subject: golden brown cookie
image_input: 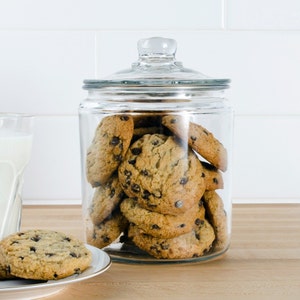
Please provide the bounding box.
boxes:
[201,161,224,191]
[87,210,128,249]
[86,115,134,187]
[120,198,205,238]
[0,247,15,280]
[89,173,125,225]
[162,115,228,171]
[0,230,92,280]
[128,219,215,259]
[202,191,228,251]
[118,134,206,215]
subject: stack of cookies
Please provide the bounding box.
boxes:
[86,114,228,259]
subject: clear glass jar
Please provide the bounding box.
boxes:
[79,37,233,263]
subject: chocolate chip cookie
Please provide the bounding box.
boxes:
[86,115,134,187]
[202,191,228,251]
[162,115,228,171]
[128,219,215,259]
[0,230,92,280]
[201,161,224,191]
[120,198,205,238]
[87,210,128,249]
[118,134,206,215]
[89,173,125,225]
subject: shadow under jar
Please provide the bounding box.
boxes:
[79,37,233,263]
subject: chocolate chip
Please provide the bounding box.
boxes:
[18,256,24,260]
[195,233,201,240]
[201,172,205,178]
[160,243,169,250]
[170,118,177,124]
[151,224,160,230]
[31,235,41,242]
[110,136,120,146]
[30,246,36,252]
[178,224,185,228]
[74,268,81,274]
[190,136,197,141]
[124,169,132,177]
[140,169,149,176]
[194,218,204,226]
[152,139,159,146]
[213,178,219,184]
[128,158,136,165]
[180,177,188,185]
[70,252,79,258]
[175,200,183,208]
[131,183,140,193]
[125,177,131,186]
[46,253,55,257]
[142,190,150,199]
[120,116,129,121]
[131,148,142,155]
[63,237,71,242]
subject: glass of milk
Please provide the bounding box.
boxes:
[0,113,34,240]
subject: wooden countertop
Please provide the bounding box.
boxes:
[21,204,300,300]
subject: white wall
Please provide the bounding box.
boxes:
[0,0,299,205]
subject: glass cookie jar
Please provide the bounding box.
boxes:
[79,37,233,263]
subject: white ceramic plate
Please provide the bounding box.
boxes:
[0,245,111,300]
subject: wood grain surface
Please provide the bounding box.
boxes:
[21,204,300,300]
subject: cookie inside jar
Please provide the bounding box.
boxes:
[83,112,230,263]
[79,37,233,263]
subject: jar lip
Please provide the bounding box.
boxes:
[83,79,230,90]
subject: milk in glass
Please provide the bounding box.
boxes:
[0,131,32,239]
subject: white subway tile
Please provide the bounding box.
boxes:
[23,116,82,202]
[0,0,223,30]
[96,31,300,115]
[232,116,300,201]
[227,0,300,30]
[0,31,95,115]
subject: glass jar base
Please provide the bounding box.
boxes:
[103,242,229,264]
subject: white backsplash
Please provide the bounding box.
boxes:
[0,0,299,204]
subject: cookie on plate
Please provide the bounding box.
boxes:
[89,173,125,225]
[118,134,206,215]
[86,115,134,187]
[0,247,15,280]
[120,198,205,239]
[128,219,215,259]
[0,230,92,280]
[162,115,228,171]
[202,191,228,251]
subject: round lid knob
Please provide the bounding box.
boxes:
[137,37,177,58]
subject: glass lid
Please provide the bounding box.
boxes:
[83,37,230,90]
